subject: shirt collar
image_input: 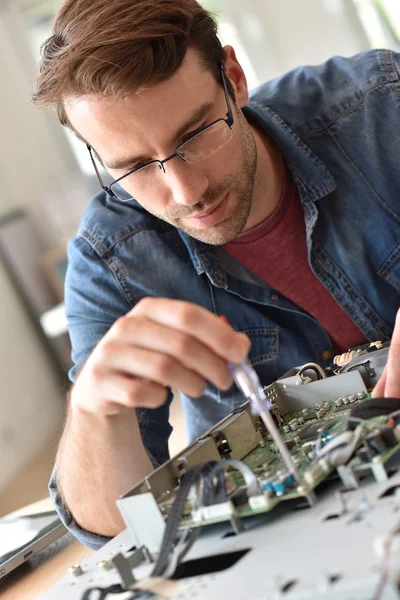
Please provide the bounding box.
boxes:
[177,230,227,284]
[244,101,336,203]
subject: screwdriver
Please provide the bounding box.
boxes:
[220,316,302,486]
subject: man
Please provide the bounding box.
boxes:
[34,0,400,550]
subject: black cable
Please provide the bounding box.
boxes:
[151,461,216,577]
[347,398,400,430]
[151,460,228,577]
[202,462,227,506]
[81,461,228,598]
[81,584,125,600]
[153,461,229,579]
[81,583,154,600]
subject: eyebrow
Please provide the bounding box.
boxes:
[104,101,214,171]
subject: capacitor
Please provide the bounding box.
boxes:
[349,395,357,403]
[343,397,350,405]
[357,391,367,399]
[262,480,274,494]
[320,430,330,443]
[335,398,344,407]
[271,478,286,497]
[283,425,290,434]
[298,416,305,425]
[316,410,323,418]
[290,420,299,431]
[285,474,295,487]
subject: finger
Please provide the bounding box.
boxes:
[98,373,169,410]
[111,316,232,390]
[104,345,206,398]
[384,308,400,399]
[133,298,251,363]
[371,364,387,398]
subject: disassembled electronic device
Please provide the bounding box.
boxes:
[39,340,400,600]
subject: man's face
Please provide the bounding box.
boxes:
[66,50,258,245]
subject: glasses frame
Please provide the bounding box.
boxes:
[86,63,234,199]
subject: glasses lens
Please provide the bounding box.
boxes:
[178,120,232,164]
[110,162,164,201]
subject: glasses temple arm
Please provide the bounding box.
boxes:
[86,144,108,189]
[219,63,234,126]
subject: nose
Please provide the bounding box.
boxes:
[164,158,209,206]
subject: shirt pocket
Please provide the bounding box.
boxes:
[244,326,279,366]
[245,326,280,390]
[377,242,400,293]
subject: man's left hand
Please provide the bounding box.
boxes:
[372,308,400,399]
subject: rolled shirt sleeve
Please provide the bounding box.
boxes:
[50,231,173,548]
[49,467,111,551]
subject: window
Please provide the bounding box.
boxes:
[200,0,259,90]
[353,0,400,48]
[20,0,95,175]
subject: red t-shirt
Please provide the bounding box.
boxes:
[223,169,368,354]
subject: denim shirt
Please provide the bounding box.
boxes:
[50,49,400,549]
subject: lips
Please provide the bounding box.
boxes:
[191,199,225,219]
[184,192,230,229]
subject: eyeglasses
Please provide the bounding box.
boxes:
[87,63,234,201]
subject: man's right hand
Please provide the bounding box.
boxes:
[71,298,251,416]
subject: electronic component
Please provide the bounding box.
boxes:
[228,358,302,485]
[340,345,389,389]
[303,411,318,421]
[347,397,400,429]
[298,419,338,441]
[333,350,361,366]
[365,426,398,454]
[303,461,326,485]
[40,345,400,600]
[229,487,249,508]
[263,369,367,413]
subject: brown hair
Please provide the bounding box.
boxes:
[33,0,229,131]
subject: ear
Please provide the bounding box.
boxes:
[222,45,249,108]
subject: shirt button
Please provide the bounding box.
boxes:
[321,350,332,361]
[271,295,279,301]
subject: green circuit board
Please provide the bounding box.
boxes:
[167,394,400,529]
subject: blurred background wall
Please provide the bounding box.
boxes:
[0,0,398,514]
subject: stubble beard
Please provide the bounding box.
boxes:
[179,115,258,245]
[148,110,258,246]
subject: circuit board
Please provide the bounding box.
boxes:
[154,393,400,530]
[40,348,400,600]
